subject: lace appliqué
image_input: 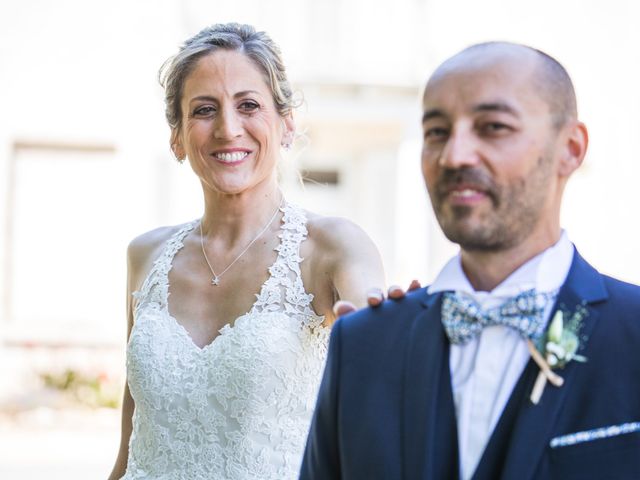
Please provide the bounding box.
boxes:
[252,203,324,330]
[123,203,329,480]
[132,220,197,314]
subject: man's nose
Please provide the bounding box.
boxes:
[439,128,481,169]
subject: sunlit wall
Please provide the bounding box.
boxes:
[1,0,639,477]
[1,0,639,346]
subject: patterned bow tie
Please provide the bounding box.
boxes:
[441,289,558,345]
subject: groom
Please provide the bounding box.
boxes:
[300,42,640,479]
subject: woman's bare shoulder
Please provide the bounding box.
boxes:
[303,209,385,310]
[127,223,193,273]
[304,210,374,252]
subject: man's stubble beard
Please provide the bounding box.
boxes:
[430,156,554,253]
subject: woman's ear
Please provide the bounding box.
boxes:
[170,130,186,162]
[281,114,295,148]
[558,121,588,177]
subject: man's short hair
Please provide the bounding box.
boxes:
[448,42,578,129]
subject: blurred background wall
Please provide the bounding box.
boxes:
[0,0,638,477]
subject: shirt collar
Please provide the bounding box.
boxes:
[428,231,574,298]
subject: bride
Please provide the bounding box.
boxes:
[108,23,385,479]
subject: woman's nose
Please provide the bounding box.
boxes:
[213,109,243,140]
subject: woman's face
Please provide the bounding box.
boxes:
[173,49,294,196]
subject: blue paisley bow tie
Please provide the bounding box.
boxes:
[441,289,558,345]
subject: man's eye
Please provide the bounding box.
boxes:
[424,127,449,140]
[481,122,510,134]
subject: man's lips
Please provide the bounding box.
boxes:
[445,186,488,202]
[435,168,498,206]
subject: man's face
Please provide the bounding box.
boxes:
[421,54,562,252]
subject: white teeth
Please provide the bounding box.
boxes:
[452,189,479,197]
[214,152,248,162]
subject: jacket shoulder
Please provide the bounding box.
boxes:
[599,274,640,338]
[602,274,640,305]
[336,287,433,338]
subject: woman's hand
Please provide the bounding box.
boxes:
[332,279,422,317]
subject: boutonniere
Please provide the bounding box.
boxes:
[527,304,589,404]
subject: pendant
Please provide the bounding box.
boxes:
[211,276,220,286]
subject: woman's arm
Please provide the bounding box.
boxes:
[108,383,134,480]
[108,232,163,479]
[307,216,386,324]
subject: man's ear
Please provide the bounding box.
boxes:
[170,129,186,162]
[558,121,588,177]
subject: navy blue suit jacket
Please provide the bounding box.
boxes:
[300,250,640,479]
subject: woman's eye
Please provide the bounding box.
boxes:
[193,106,216,116]
[239,101,259,112]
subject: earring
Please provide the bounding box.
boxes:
[281,143,291,151]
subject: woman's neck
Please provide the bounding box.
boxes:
[199,180,283,246]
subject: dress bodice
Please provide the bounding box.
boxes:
[122,203,329,480]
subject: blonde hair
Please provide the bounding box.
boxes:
[159,23,296,136]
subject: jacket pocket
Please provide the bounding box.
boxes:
[548,430,640,480]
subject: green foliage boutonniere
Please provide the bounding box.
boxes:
[527,303,589,404]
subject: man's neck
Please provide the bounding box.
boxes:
[460,232,561,292]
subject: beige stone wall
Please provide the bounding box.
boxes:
[1,0,639,346]
[1,0,639,477]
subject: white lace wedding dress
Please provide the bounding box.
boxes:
[122,203,329,480]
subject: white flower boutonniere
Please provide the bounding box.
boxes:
[544,310,588,368]
[527,304,589,404]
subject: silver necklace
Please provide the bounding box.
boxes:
[199,199,283,286]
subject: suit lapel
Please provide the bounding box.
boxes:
[499,250,608,480]
[403,291,458,480]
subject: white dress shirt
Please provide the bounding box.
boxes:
[428,231,575,480]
